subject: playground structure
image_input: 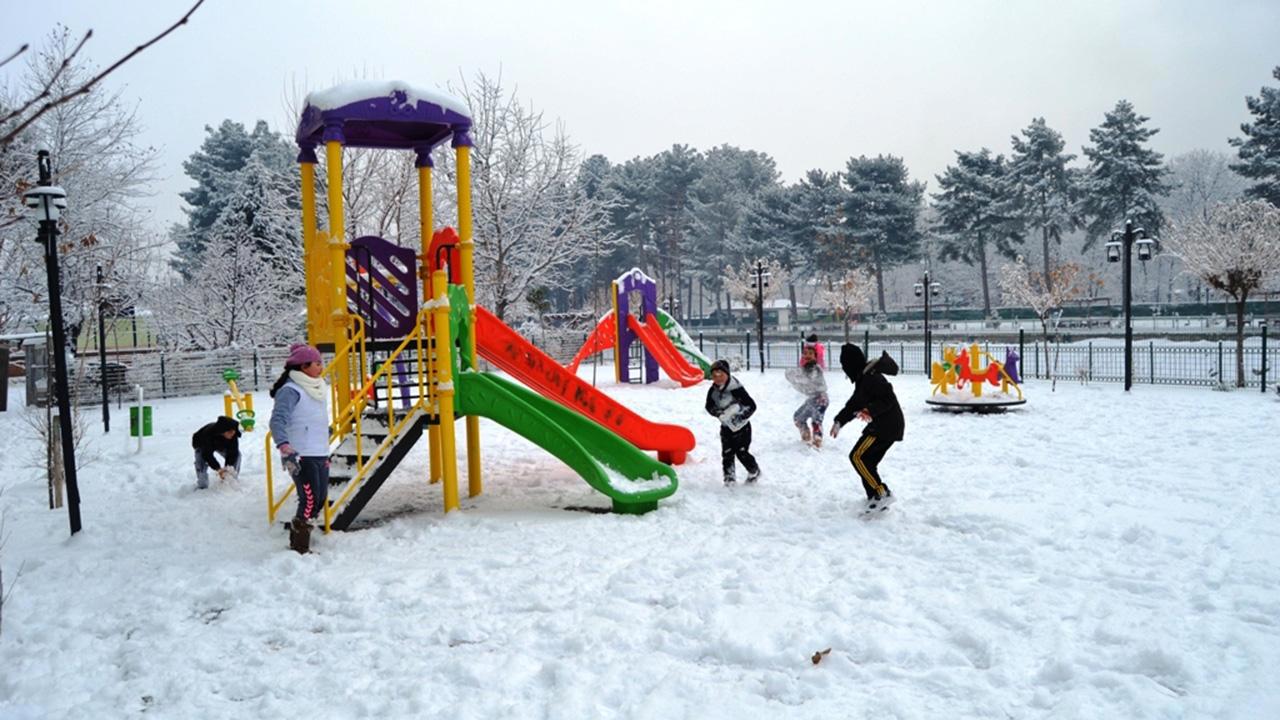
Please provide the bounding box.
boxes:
[927,343,1026,412]
[264,81,693,532]
[222,368,256,431]
[568,268,709,386]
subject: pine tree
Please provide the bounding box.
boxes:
[842,155,925,313]
[794,170,849,276]
[932,149,1021,317]
[1079,100,1169,250]
[1229,66,1280,208]
[172,120,295,278]
[1005,118,1080,287]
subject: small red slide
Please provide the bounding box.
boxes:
[626,314,705,387]
[473,307,694,464]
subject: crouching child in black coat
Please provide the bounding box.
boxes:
[192,416,242,489]
[830,344,904,512]
[705,359,761,485]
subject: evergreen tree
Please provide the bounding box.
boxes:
[1005,118,1080,287]
[794,170,849,276]
[842,155,925,312]
[1079,100,1170,250]
[687,145,778,313]
[932,149,1021,316]
[172,119,295,278]
[650,145,702,301]
[1229,66,1280,208]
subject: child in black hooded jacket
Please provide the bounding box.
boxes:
[704,359,761,485]
[831,344,904,512]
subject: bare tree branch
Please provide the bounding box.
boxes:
[0,43,30,71]
[0,0,205,148]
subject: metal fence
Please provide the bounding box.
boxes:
[38,325,1274,409]
[616,329,1276,391]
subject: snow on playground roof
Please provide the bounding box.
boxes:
[304,80,469,118]
[296,80,472,152]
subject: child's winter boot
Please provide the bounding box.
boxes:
[289,516,312,554]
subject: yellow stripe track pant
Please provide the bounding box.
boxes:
[850,433,894,500]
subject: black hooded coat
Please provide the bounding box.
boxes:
[832,344,905,441]
[192,416,242,470]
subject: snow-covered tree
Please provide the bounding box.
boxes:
[1230,66,1280,208]
[932,148,1021,317]
[842,155,925,312]
[794,170,849,276]
[998,256,1090,385]
[723,257,790,323]
[0,28,164,341]
[1163,150,1249,225]
[149,188,302,349]
[441,71,617,323]
[1079,100,1170,250]
[1165,200,1280,387]
[811,268,874,341]
[1005,118,1080,288]
[172,119,296,278]
[688,145,779,309]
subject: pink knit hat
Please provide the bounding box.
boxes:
[286,343,322,366]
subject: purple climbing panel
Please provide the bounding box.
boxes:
[346,235,418,339]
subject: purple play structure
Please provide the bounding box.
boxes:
[614,269,659,384]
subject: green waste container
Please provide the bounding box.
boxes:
[129,405,153,437]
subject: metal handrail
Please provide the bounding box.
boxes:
[265,310,436,532]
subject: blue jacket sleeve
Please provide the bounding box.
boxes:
[269,387,300,447]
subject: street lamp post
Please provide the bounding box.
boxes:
[753,260,770,373]
[24,150,81,535]
[1105,219,1157,392]
[914,270,941,374]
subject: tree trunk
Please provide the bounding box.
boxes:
[977,237,991,317]
[1041,225,1052,293]
[1040,318,1053,384]
[1235,294,1248,388]
[874,260,886,314]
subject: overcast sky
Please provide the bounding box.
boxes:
[6,0,1278,231]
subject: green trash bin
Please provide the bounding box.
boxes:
[129,405,153,437]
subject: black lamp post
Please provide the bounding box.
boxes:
[1105,219,1157,392]
[913,270,941,373]
[24,150,81,535]
[753,259,770,373]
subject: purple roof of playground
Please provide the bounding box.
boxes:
[295,81,472,159]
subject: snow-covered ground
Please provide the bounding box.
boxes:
[1,368,1277,719]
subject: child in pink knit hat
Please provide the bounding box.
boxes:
[269,342,328,553]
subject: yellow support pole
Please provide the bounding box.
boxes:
[418,156,442,484]
[325,137,353,416]
[300,157,325,344]
[431,269,460,512]
[455,142,482,498]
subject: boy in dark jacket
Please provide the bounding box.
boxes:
[830,344,904,512]
[192,416,242,489]
[705,359,761,485]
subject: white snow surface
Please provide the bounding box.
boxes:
[304,80,469,120]
[1,371,1278,718]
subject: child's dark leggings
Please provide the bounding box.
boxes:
[293,456,330,521]
[720,424,759,480]
[849,433,895,499]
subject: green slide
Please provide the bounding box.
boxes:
[454,372,678,514]
[655,308,712,377]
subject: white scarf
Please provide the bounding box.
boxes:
[288,370,328,403]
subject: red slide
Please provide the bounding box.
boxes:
[627,314,705,387]
[567,314,615,373]
[474,307,694,464]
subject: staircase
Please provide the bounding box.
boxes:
[266,314,442,531]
